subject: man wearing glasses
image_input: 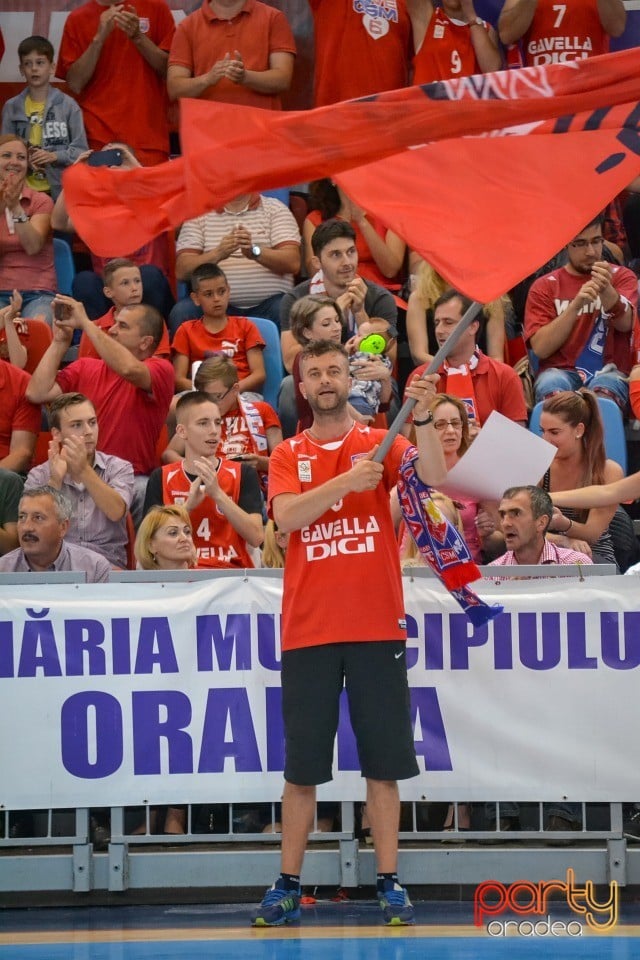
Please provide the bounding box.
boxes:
[525,216,639,407]
[403,288,528,434]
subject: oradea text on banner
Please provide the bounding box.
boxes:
[0,574,638,809]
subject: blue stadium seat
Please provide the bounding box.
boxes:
[249,316,284,410]
[261,188,290,206]
[53,237,76,296]
[529,396,627,472]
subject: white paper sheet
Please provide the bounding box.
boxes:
[438,411,556,503]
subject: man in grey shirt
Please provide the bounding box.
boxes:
[0,485,111,581]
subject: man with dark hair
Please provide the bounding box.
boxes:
[488,483,592,839]
[253,340,445,927]
[277,219,398,436]
[26,297,173,523]
[281,219,397,371]
[25,393,133,568]
[525,217,639,407]
[404,288,527,431]
[491,485,593,567]
[0,484,111,580]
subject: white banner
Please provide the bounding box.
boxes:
[0,573,638,809]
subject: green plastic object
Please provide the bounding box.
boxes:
[358,333,386,355]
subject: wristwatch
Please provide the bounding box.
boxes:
[12,211,29,223]
[251,244,262,259]
[413,411,434,427]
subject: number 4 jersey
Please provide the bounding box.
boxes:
[156,459,262,568]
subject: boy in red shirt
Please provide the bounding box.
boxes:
[172,263,265,394]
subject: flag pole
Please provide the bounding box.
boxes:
[373,299,484,463]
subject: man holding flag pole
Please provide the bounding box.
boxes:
[253,297,499,927]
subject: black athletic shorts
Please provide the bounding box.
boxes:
[281,640,419,786]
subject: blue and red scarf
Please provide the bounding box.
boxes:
[398,447,503,626]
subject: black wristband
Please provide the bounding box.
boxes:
[413,411,434,427]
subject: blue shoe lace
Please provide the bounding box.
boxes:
[378,882,415,925]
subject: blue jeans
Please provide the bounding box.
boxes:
[0,289,54,325]
[534,366,628,409]
[167,292,284,339]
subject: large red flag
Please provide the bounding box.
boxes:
[64,49,640,300]
[336,107,640,302]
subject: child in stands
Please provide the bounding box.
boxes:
[1,35,87,201]
[172,263,266,394]
[78,258,170,359]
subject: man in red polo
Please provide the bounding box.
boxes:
[167,0,295,110]
[404,288,527,433]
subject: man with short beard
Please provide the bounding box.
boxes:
[525,216,639,407]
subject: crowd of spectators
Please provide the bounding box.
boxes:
[0,0,639,855]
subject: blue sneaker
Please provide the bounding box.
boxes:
[252,883,301,926]
[377,880,415,925]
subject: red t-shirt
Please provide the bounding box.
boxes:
[0,188,55,292]
[519,0,610,67]
[172,315,265,382]
[218,398,280,457]
[56,356,174,474]
[268,423,410,651]
[524,265,640,374]
[161,459,254,568]
[78,307,171,360]
[57,0,175,156]
[406,352,528,425]
[413,7,490,84]
[0,361,41,458]
[310,0,412,106]
[169,0,296,110]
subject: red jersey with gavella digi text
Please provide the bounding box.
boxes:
[520,0,610,67]
[268,423,411,651]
